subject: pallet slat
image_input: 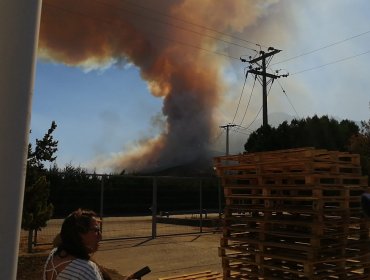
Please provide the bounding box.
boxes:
[158,271,222,280]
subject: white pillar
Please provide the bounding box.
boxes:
[0,1,42,279]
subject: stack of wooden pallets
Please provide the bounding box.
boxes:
[214,147,370,279]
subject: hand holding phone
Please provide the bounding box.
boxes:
[131,266,151,279]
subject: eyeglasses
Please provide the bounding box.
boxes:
[89,227,101,233]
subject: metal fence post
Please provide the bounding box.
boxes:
[199,179,203,233]
[100,176,105,233]
[151,177,157,239]
[218,178,222,219]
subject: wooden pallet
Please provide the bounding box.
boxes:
[158,271,222,280]
[214,147,361,167]
[214,148,370,279]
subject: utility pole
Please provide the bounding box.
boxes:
[241,47,288,127]
[220,124,236,155]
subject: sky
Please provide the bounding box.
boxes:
[30,0,370,173]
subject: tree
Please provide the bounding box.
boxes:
[244,115,359,153]
[22,121,58,252]
[349,119,370,180]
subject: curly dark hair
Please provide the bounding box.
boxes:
[56,209,98,260]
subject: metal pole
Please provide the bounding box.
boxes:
[226,126,230,156]
[151,177,157,238]
[199,179,203,233]
[262,54,268,126]
[218,178,222,219]
[0,0,42,279]
[99,176,105,233]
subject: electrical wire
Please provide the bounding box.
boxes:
[42,2,243,61]
[238,75,257,126]
[276,80,299,119]
[45,0,370,76]
[243,80,274,130]
[210,129,225,145]
[291,49,370,75]
[273,29,370,65]
[235,124,255,133]
[231,72,248,124]
[44,0,370,75]
[124,0,266,50]
[230,127,250,136]
[93,0,258,53]
[230,125,254,138]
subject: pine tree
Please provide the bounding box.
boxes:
[349,119,370,180]
[22,121,58,252]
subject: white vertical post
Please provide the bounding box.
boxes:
[0,1,42,279]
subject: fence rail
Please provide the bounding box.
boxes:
[28,174,224,247]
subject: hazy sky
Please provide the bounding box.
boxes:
[31,0,370,172]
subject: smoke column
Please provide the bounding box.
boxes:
[39,0,278,172]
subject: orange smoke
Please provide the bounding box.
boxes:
[39,0,273,172]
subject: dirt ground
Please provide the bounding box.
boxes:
[17,232,223,280]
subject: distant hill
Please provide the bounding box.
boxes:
[140,112,296,176]
[136,112,363,177]
[139,156,216,177]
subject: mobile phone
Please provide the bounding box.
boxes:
[132,266,151,279]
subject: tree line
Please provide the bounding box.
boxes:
[244,115,370,178]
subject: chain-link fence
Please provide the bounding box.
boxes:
[29,174,223,246]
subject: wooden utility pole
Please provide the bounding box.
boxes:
[220,124,236,155]
[241,48,287,126]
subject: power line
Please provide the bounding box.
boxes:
[43,2,254,60]
[231,72,248,124]
[230,127,250,136]
[276,80,299,119]
[243,80,274,130]
[238,75,257,126]
[234,124,254,132]
[43,1,370,76]
[291,49,370,75]
[124,0,266,50]
[94,0,258,53]
[273,29,370,65]
[42,2,242,61]
[210,129,225,145]
[232,124,254,135]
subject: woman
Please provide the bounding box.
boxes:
[43,209,110,280]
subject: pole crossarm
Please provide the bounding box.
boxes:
[248,49,281,63]
[220,124,236,155]
[240,47,287,127]
[220,124,236,129]
[248,69,280,79]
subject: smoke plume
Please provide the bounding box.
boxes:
[39,0,281,172]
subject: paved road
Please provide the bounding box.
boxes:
[95,233,223,280]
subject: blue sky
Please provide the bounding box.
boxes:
[31,0,370,172]
[32,63,162,168]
